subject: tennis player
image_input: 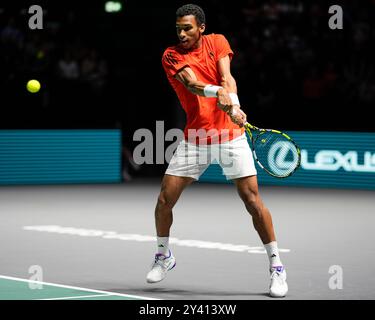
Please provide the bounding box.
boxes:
[146,4,288,298]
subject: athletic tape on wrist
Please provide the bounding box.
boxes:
[203,85,222,97]
[229,92,240,106]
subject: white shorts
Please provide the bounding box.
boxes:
[166,133,257,180]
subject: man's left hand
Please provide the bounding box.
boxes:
[228,105,247,127]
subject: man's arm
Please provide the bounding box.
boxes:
[218,55,237,94]
[174,67,232,107]
[174,65,246,126]
[217,55,247,126]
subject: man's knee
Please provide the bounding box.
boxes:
[156,175,192,213]
[156,191,175,211]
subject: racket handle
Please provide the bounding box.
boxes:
[244,122,258,130]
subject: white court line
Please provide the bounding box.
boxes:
[37,294,114,300]
[23,225,291,254]
[0,275,160,300]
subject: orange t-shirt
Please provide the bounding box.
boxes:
[162,33,244,144]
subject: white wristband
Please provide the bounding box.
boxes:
[203,85,222,97]
[229,93,240,106]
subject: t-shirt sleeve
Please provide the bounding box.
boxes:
[162,48,189,77]
[214,34,234,61]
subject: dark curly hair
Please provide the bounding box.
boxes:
[176,4,206,26]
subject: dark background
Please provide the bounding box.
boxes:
[1,0,374,176]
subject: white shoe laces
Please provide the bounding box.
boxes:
[150,254,168,270]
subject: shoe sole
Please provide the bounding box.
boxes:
[269,292,287,298]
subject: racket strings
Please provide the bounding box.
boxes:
[253,131,299,177]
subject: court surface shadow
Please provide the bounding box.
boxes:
[109,287,271,299]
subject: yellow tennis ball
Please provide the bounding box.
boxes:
[26,79,41,93]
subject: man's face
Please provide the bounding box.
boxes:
[176,15,205,50]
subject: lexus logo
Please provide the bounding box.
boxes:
[268,141,299,174]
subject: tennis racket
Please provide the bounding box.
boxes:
[244,122,301,178]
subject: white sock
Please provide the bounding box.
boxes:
[264,241,283,267]
[157,237,169,255]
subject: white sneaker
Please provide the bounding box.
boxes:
[146,250,176,284]
[269,266,288,298]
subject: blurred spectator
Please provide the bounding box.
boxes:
[57,50,79,80]
[263,0,281,21]
[81,49,108,93]
[303,66,324,100]
[322,61,338,98]
[1,17,24,48]
[115,121,142,182]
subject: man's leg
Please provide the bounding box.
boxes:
[155,174,194,237]
[146,174,194,283]
[234,175,276,245]
[233,175,288,297]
